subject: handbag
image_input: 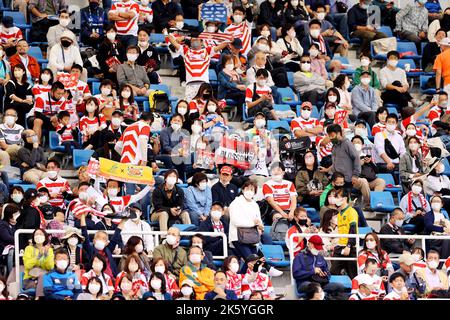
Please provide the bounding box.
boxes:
[382,132,400,160]
[237,227,260,245]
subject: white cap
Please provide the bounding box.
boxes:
[439,38,450,47]
[358,274,374,286]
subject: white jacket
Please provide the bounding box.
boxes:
[228,195,261,244]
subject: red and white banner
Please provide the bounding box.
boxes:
[57,72,79,89]
[198,32,233,43]
[215,137,256,170]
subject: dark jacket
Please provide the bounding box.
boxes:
[424,211,445,235]
[283,6,309,25]
[142,291,173,300]
[379,222,413,254]
[180,0,203,19]
[92,146,122,162]
[16,145,46,173]
[347,4,368,33]
[0,220,15,253]
[198,217,229,256]
[202,250,217,271]
[136,45,161,72]
[204,289,238,300]
[152,184,185,217]
[211,181,238,207]
[81,225,123,277]
[257,0,285,27]
[422,42,441,71]
[80,5,108,44]
[160,127,188,155]
[292,250,330,288]
[17,205,43,249]
[96,40,125,74]
[152,0,183,32]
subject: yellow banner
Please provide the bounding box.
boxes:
[98,158,154,185]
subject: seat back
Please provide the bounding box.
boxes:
[151,84,171,96]
[420,75,433,90]
[49,131,60,149]
[377,26,393,37]
[397,59,416,70]
[28,46,43,60]
[73,149,95,169]
[377,173,396,185]
[92,82,101,95]
[261,244,286,261]
[397,42,418,55]
[370,191,395,208]
[150,33,166,44]
[278,87,297,103]
[4,11,27,24]
[267,120,291,133]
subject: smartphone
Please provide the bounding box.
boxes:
[253,260,263,273]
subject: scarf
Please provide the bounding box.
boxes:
[407,191,427,213]
[31,203,46,229]
[311,35,326,54]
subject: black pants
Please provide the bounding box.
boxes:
[31,19,58,42]
[8,102,33,127]
[330,246,357,279]
[62,141,80,155]
[381,81,413,110]
[226,90,246,117]
[408,215,425,234]
[357,111,377,128]
[301,194,320,211]
[301,90,326,107]
[172,56,186,82]
[80,35,104,50]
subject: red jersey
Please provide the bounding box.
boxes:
[34,93,66,117]
[224,21,251,57]
[262,179,297,211]
[351,274,386,297]
[245,84,272,105]
[81,269,114,293]
[111,0,139,36]
[182,45,213,84]
[36,176,72,208]
[79,115,107,142]
[32,83,51,96]
[0,26,22,45]
[118,121,151,164]
[56,123,75,143]
[315,135,333,161]
[104,194,132,213]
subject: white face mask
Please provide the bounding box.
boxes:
[121,282,132,292]
[301,63,311,72]
[211,210,222,220]
[406,129,416,137]
[127,53,139,62]
[86,103,96,113]
[328,95,337,103]
[181,286,193,296]
[94,240,106,251]
[92,261,103,272]
[305,156,315,165]
[431,202,442,212]
[138,40,148,48]
[89,283,101,294]
[128,263,139,272]
[191,124,202,134]
[135,244,144,253]
[121,90,131,99]
[107,32,116,41]
[428,260,439,270]
[4,116,16,126]
[310,29,321,38]
[198,181,207,191]
[47,170,58,179]
[354,127,367,137]
[354,143,363,152]
[12,194,23,203]
[361,59,370,67]
[261,30,271,38]
[409,143,420,151]
[335,198,344,207]
[395,219,403,227]
[412,254,421,262]
[154,265,165,274]
[366,240,376,249]
[360,77,371,86]
[225,64,234,71]
[386,123,397,132]
[310,247,319,255]
[178,107,187,115]
[166,176,177,186]
[257,79,267,87]
[176,21,184,29]
[257,44,270,52]
[233,15,243,23]
[272,174,283,182]
[107,188,119,197]
[317,12,326,20]
[206,26,216,33]
[243,190,255,200]
[111,117,122,127]
[68,237,78,246]
[412,185,422,195]
[255,119,266,129]
[171,123,181,131]
[190,253,202,264]
[141,0,149,5]
[34,235,45,244]
[207,104,217,113]
[59,18,70,27]
[328,196,336,205]
[301,109,311,119]
[151,279,162,290]
[101,87,111,96]
[319,290,325,300]
[41,73,51,83]
[388,59,398,67]
[56,260,69,270]
[166,234,178,246]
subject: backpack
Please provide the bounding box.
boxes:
[149,90,170,114]
[270,218,290,241]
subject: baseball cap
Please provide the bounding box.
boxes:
[301,101,313,109]
[220,166,233,175]
[360,70,371,76]
[358,273,374,286]
[399,253,415,266]
[231,38,243,49]
[308,235,324,250]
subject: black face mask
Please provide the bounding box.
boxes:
[203,93,211,100]
[61,40,72,48]
[298,219,308,226]
[89,2,99,10]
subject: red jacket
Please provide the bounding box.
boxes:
[9,53,40,81]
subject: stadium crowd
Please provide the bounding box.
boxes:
[1,0,450,301]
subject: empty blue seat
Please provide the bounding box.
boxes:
[260,244,290,268]
[370,191,397,212]
[4,11,31,29]
[172,224,197,231]
[14,184,36,192]
[377,173,402,200]
[358,226,373,235]
[28,46,48,64]
[49,131,65,152]
[184,19,199,28]
[278,87,301,107]
[330,275,352,289]
[377,26,393,37]
[267,120,291,133]
[92,82,101,95]
[306,208,320,223]
[397,42,421,60]
[73,149,94,169]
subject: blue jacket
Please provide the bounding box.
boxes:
[292,250,330,287]
[160,127,189,155]
[204,289,238,300]
[142,291,173,300]
[424,211,445,234]
[198,217,229,256]
[80,6,108,42]
[217,71,239,100]
[81,226,123,277]
[184,186,212,218]
[43,269,82,300]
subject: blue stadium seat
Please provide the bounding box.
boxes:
[370,191,397,212]
[306,208,320,223]
[28,46,48,64]
[420,75,436,95]
[330,275,352,289]
[92,82,101,95]
[4,11,31,29]
[377,173,402,200]
[397,42,422,60]
[20,272,36,296]
[73,149,94,169]
[267,120,291,133]
[358,226,373,235]
[213,260,224,267]
[329,56,355,75]
[386,106,399,116]
[209,69,218,87]
[143,100,150,112]
[184,19,199,28]
[287,72,294,88]
[377,26,393,37]
[151,84,178,102]
[14,184,36,192]
[9,179,23,185]
[49,131,65,152]
[278,87,301,107]
[260,244,290,268]
[172,224,197,231]
[150,33,169,54]
[273,104,293,123]
[242,104,254,124]
[443,157,450,176]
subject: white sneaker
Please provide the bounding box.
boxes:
[268,267,283,277]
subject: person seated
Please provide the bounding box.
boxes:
[295,151,329,210]
[373,113,406,174]
[371,107,389,136]
[55,111,80,155]
[294,54,329,105]
[205,270,238,300]
[94,80,119,120]
[380,51,417,110]
[357,232,394,275]
[190,234,217,271]
[115,253,149,298]
[423,29,446,72]
[211,166,239,212]
[351,71,379,127]
[80,0,108,49]
[0,16,23,57]
[348,273,378,300]
[347,0,387,56]
[96,24,126,83]
[425,160,450,213]
[394,0,428,50]
[136,28,161,85]
[309,44,328,80]
[198,202,229,256]
[0,108,24,167]
[39,188,58,224]
[121,203,154,255]
[153,227,187,277]
[199,99,229,137]
[301,19,333,60]
[383,272,410,300]
[354,55,381,92]
[9,40,40,83]
[179,245,215,300]
[43,248,82,300]
[424,196,450,258]
[15,130,47,184]
[47,10,77,51]
[286,207,319,256]
[276,23,303,72]
[4,64,33,128]
[116,46,151,97]
[291,101,323,144]
[351,258,387,299]
[350,120,374,147]
[399,180,429,234]
[240,254,277,300]
[143,272,172,300]
[185,172,212,226]
[36,159,72,208]
[399,136,428,193]
[48,32,84,79]
[415,250,449,295]
[245,68,278,120]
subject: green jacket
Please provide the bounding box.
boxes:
[353,67,381,90]
[153,243,187,277]
[319,183,334,207]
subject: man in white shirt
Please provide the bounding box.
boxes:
[48,31,85,81]
[47,10,77,51]
[121,203,155,254]
[374,113,406,174]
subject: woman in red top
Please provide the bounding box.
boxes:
[357,232,394,276]
[223,255,246,299]
[188,83,213,118]
[32,68,53,96]
[150,257,179,296]
[371,107,388,136]
[79,97,107,148]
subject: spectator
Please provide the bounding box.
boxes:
[121,204,154,255]
[399,180,429,234]
[150,257,179,296]
[153,227,187,277]
[28,0,67,42]
[8,186,25,208]
[423,29,446,72]
[286,207,318,256]
[373,113,406,174]
[205,270,238,300]
[412,247,427,269]
[0,16,23,57]
[60,227,87,274]
[80,0,108,49]
[372,0,399,31]
[151,170,191,231]
[301,19,333,59]
[309,44,328,80]
[116,46,150,97]
[9,40,40,83]
[282,0,309,32]
[211,166,238,210]
[115,253,149,298]
[136,28,161,85]
[48,31,83,78]
[224,6,253,57]
[0,204,19,274]
[304,282,326,300]
[295,150,329,210]
[177,279,195,300]
[415,250,449,294]
[36,159,72,208]
[32,68,54,97]
[185,172,212,226]
[348,273,378,300]
[257,0,284,30]
[372,107,389,136]
[198,202,229,256]
[81,253,114,299]
[16,130,47,184]
[351,71,378,127]
[4,64,33,128]
[428,8,450,42]
[222,255,245,299]
[353,55,381,90]
[0,108,23,167]
[425,159,450,213]
[138,0,153,29]
[143,272,172,300]
[108,0,139,48]
[400,136,428,193]
[119,236,151,278]
[395,0,428,50]
[424,196,450,258]
[347,0,387,56]
[396,252,427,299]
[357,232,394,275]
[241,254,276,300]
[96,24,125,84]
[179,245,215,300]
[152,0,183,33]
[55,110,79,155]
[217,54,246,112]
[276,24,303,72]
[351,258,387,299]
[380,51,416,110]
[294,54,328,105]
[46,10,76,51]
[383,272,410,300]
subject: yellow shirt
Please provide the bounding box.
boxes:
[179,263,215,300]
[337,206,359,246]
[23,245,54,280]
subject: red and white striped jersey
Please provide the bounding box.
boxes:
[56,123,75,143]
[0,26,23,45]
[291,116,321,142]
[139,4,153,22]
[320,109,349,129]
[224,21,251,57]
[245,84,272,105]
[262,179,297,211]
[198,32,233,60]
[111,0,140,36]
[81,269,114,293]
[383,290,402,300]
[115,271,149,294]
[351,274,386,297]
[70,80,91,98]
[104,194,132,213]
[34,93,66,117]
[79,115,107,141]
[119,121,151,164]
[188,99,206,114]
[241,270,275,300]
[60,98,79,126]
[36,176,72,208]
[371,122,385,136]
[348,292,378,300]
[428,105,450,135]
[32,83,52,96]
[68,199,106,220]
[182,45,213,84]
[315,135,333,161]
